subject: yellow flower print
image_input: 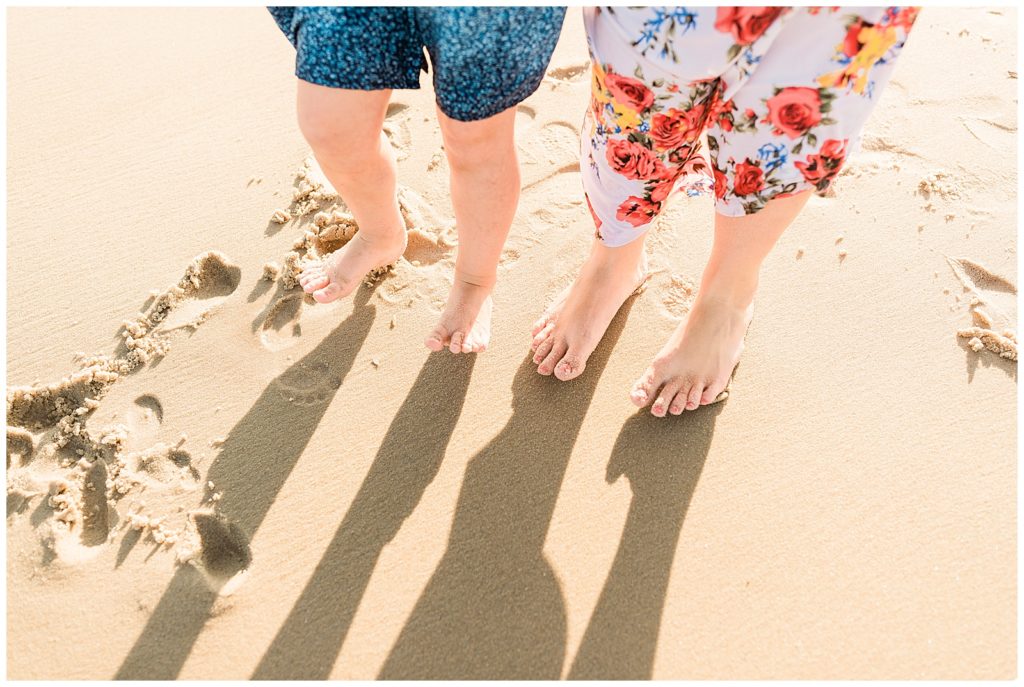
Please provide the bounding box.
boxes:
[817,24,898,95]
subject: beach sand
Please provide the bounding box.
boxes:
[6,7,1017,679]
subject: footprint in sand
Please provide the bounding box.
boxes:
[121,394,163,451]
[7,428,34,469]
[396,186,457,270]
[258,293,304,352]
[124,441,201,489]
[153,251,242,332]
[79,459,111,547]
[947,256,1017,365]
[657,274,696,321]
[272,360,342,406]
[383,102,412,162]
[520,121,582,189]
[191,511,252,585]
[545,62,591,83]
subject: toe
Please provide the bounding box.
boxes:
[449,331,465,354]
[651,381,681,418]
[668,390,688,415]
[700,380,726,405]
[553,349,587,382]
[424,325,449,352]
[630,369,656,407]
[531,322,555,351]
[685,382,704,410]
[532,336,554,366]
[312,282,342,303]
[531,313,552,338]
[301,272,329,293]
[538,339,568,376]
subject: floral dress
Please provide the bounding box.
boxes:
[581,6,919,246]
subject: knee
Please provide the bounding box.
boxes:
[297,105,380,172]
[439,117,513,171]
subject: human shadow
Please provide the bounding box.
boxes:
[251,351,477,679]
[114,287,376,680]
[377,297,636,680]
[567,401,722,679]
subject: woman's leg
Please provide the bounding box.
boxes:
[424,106,519,354]
[631,191,810,415]
[295,82,408,303]
[632,7,919,414]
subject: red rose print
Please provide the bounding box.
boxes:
[843,19,866,57]
[713,166,728,199]
[796,151,843,186]
[818,138,848,161]
[765,87,823,139]
[650,106,705,150]
[732,160,764,196]
[714,7,784,45]
[616,196,661,227]
[707,94,736,132]
[744,108,756,119]
[606,138,666,181]
[604,71,655,112]
[795,155,829,185]
[648,173,678,203]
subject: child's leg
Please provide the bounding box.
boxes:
[632,191,809,415]
[295,82,408,303]
[424,106,519,354]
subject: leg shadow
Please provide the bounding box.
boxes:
[377,297,637,680]
[251,351,477,679]
[567,401,722,679]
[114,288,376,680]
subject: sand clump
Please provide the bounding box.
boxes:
[917,172,962,201]
[6,251,240,568]
[946,256,1017,362]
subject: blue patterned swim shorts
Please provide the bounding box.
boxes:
[268,6,567,122]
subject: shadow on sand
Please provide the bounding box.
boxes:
[377,297,638,680]
[114,288,376,680]
[250,351,477,679]
[567,400,722,679]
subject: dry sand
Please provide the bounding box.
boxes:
[6,6,1017,680]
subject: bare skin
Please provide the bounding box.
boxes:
[294,84,408,303]
[533,191,812,417]
[531,237,648,380]
[293,82,518,352]
[424,106,520,354]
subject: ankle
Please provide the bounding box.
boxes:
[454,267,497,289]
[697,269,758,310]
[588,238,646,274]
[355,222,406,248]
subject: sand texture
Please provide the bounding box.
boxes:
[6,7,1017,680]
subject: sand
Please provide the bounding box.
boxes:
[6,6,1017,680]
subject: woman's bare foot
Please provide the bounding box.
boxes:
[531,239,648,381]
[298,227,407,303]
[630,281,754,417]
[425,276,494,354]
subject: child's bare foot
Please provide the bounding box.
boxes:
[531,239,647,381]
[299,228,407,303]
[425,276,494,353]
[630,283,754,417]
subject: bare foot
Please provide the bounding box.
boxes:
[630,286,754,417]
[424,277,494,353]
[531,239,648,381]
[298,228,407,303]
